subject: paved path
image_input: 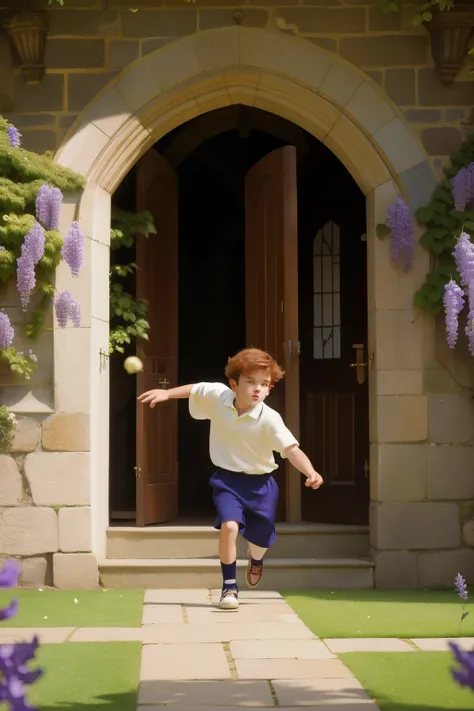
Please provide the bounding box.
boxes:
[1,589,469,710]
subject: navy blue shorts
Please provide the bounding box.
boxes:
[209,468,279,548]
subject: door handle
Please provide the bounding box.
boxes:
[349,343,368,385]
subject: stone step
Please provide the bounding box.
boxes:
[106,523,369,560]
[99,556,374,589]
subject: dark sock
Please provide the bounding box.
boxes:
[251,557,264,566]
[221,561,237,592]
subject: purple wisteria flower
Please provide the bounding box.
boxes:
[16,255,35,311]
[54,290,81,329]
[0,560,20,589]
[61,221,84,278]
[455,573,469,602]
[444,280,464,348]
[386,197,415,271]
[0,312,14,350]
[451,163,474,212]
[35,184,63,231]
[7,125,21,149]
[450,641,474,693]
[22,222,45,266]
[453,232,474,355]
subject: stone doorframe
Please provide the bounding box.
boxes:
[53,26,437,561]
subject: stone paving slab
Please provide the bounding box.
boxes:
[140,707,377,710]
[324,638,414,653]
[0,628,75,644]
[230,640,335,660]
[209,589,283,600]
[186,605,298,625]
[411,637,474,651]
[140,643,231,680]
[235,659,354,680]
[69,627,144,642]
[138,679,274,705]
[272,678,374,706]
[144,589,210,604]
[141,622,316,644]
[142,604,184,624]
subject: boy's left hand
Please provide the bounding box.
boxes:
[305,471,324,489]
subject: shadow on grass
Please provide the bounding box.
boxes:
[34,692,136,711]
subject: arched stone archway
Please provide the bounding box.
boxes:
[52,27,437,568]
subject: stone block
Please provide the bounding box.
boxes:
[41,412,90,452]
[199,9,269,29]
[58,506,91,552]
[429,394,474,444]
[340,35,427,67]
[45,39,105,69]
[418,549,474,587]
[0,456,23,505]
[386,68,415,105]
[422,127,462,156]
[20,557,47,588]
[53,553,99,589]
[427,445,474,500]
[463,519,474,547]
[2,507,58,555]
[121,9,197,37]
[4,114,56,128]
[276,7,365,33]
[307,38,337,53]
[376,370,423,396]
[10,74,64,113]
[419,69,473,106]
[370,501,461,550]
[24,452,90,506]
[67,72,119,112]
[141,38,173,55]
[10,417,40,453]
[373,551,418,589]
[376,395,427,443]
[373,118,426,174]
[21,131,58,154]
[109,40,140,69]
[368,7,401,30]
[399,161,439,212]
[374,310,424,370]
[49,10,119,36]
[370,444,426,502]
[404,109,441,123]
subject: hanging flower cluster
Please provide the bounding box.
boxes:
[386,197,415,272]
[451,163,474,212]
[54,290,81,329]
[7,126,21,149]
[445,231,474,354]
[0,312,14,351]
[0,559,43,711]
[35,184,63,231]
[61,221,84,278]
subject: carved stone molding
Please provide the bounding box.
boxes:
[425,3,474,83]
[4,11,48,84]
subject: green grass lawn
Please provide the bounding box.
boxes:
[28,642,141,710]
[284,590,474,638]
[342,652,474,711]
[0,589,144,627]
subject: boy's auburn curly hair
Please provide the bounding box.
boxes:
[225,348,285,385]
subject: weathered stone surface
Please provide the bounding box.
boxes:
[67,72,119,112]
[10,418,40,453]
[42,412,90,452]
[399,160,438,212]
[463,519,474,547]
[109,40,140,69]
[59,114,78,129]
[11,75,64,113]
[24,452,90,506]
[340,35,427,66]
[429,394,474,444]
[141,38,173,55]
[366,70,382,85]
[370,502,461,550]
[370,444,426,502]
[422,127,463,156]
[368,7,401,30]
[20,131,58,154]
[445,108,468,122]
[385,68,415,105]
[199,9,269,29]
[419,69,474,106]
[20,557,47,588]
[307,37,337,53]
[418,549,474,587]
[0,456,22,505]
[376,395,427,442]
[276,7,365,33]
[58,506,91,552]
[404,109,441,123]
[45,39,106,69]
[2,507,58,555]
[121,10,197,37]
[374,551,418,589]
[3,113,56,128]
[48,10,119,36]
[53,553,99,590]
[427,445,474,500]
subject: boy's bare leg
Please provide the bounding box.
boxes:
[246,542,267,588]
[218,520,239,610]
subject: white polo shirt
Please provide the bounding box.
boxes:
[189,382,298,475]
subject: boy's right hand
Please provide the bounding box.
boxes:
[137,389,169,408]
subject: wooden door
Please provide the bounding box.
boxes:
[245,146,300,522]
[136,150,179,526]
[299,189,369,525]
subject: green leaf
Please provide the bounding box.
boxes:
[415,206,435,223]
[376,223,391,239]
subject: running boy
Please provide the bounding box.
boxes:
[138,348,323,610]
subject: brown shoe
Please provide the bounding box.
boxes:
[245,553,264,588]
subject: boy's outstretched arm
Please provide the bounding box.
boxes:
[283,445,324,490]
[137,383,195,408]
